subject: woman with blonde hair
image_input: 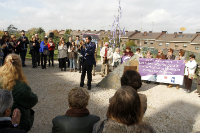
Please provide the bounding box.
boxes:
[156,49,165,59]
[0,54,38,132]
[78,40,84,73]
[145,51,152,58]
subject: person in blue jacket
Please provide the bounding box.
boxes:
[39,37,48,69]
[80,36,96,90]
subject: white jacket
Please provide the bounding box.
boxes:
[100,47,113,64]
[184,60,197,75]
[112,52,121,66]
[135,52,143,58]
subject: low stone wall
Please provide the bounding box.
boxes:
[96,55,139,89]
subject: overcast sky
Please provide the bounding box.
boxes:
[0,0,199,33]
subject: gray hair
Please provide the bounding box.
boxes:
[0,89,13,116]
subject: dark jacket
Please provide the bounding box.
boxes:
[0,120,26,133]
[29,40,40,55]
[0,41,13,62]
[52,114,100,133]
[13,41,21,54]
[18,36,29,50]
[0,121,26,133]
[81,42,96,65]
[165,54,175,60]
[11,81,38,132]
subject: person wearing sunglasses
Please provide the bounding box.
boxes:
[156,49,165,59]
[165,48,175,60]
[184,55,197,93]
[166,48,175,88]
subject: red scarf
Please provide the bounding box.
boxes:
[65,108,90,117]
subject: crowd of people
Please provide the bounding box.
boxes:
[0,31,199,132]
[0,53,156,133]
[100,44,198,93]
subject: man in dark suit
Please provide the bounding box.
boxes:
[80,36,96,90]
[18,30,29,67]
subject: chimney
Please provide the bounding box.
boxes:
[149,31,152,33]
[162,31,167,34]
[94,30,96,31]
[78,30,80,33]
[108,30,110,31]
[144,31,147,36]
[196,32,200,34]
[179,32,182,34]
[174,32,178,38]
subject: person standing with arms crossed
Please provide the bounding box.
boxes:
[80,36,96,90]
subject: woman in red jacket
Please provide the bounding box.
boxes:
[47,38,55,66]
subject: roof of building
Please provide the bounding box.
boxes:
[191,34,200,44]
[130,32,162,40]
[121,31,136,38]
[156,33,197,42]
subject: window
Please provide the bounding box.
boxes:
[195,47,199,50]
[150,41,153,44]
[144,41,147,44]
[178,35,184,38]
[166,43,169,47]
[187,35,193,38]
[159,43,162,46]
[137,40,140,44]
[183,44,187,48]
[175,44,179,47]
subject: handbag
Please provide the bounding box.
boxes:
[188,68,195,80]
[103,57,108,64]
[43,49,50,55]
[188,74,195,80]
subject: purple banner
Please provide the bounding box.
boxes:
[121,55,131,64]
[139,58,185,76]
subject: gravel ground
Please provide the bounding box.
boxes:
[22,60,200,133]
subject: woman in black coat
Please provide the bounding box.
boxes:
[0,35,13,63]
[29,36,40,68]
